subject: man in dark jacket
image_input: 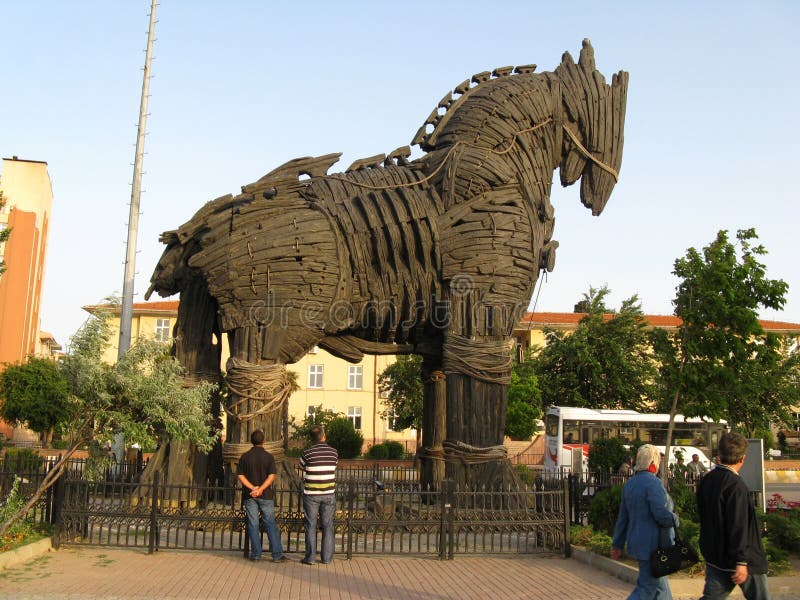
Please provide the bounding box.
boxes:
[697,432,769,599]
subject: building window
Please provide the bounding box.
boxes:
[347,365,363,390]
[386,409,397,432]
[347,406,362,430]
[154,318,171,342]
[308,364,324,389]
[307,405,319,418]
[309,345,318,354]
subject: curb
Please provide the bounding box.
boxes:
[0,537,53,570]
[570,546,638,584]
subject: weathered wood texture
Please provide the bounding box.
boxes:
[147,40,628,490]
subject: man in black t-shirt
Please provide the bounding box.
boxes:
[237,430,288,562]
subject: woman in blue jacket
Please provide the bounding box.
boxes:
[611,444,679,599]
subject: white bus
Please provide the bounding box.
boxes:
[543,406,726,472]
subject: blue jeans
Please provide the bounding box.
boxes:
[303,493,335,563]
[701,564,771,600]
[244,497,283,560]
[628,559,673,600]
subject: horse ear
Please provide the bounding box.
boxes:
[578,39,596,73]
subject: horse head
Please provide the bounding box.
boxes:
[555,39,629,216]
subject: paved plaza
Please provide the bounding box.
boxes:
[1,547,799,600]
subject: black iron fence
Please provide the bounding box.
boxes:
[50,473,569,559]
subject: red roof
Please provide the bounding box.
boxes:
[82,301,800,333]
[519,312,800,332]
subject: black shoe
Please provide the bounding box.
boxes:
[300,559,315,565]
[272,555,290,563]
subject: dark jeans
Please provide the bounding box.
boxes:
[244,497,283,560]
[303,493,335,564]
[701,564,771,600]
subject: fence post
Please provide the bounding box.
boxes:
[563,477,571,558]
[447,479,455,560]
[346,480,355,560]
[148,471,159,554]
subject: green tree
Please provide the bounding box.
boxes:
[505,348,542,440]
[650,229,792,476]
[0,357,69,446]
[0,309,218,537]
[290,405,340,447]
[533,286,656,410]
[377,354,423,438]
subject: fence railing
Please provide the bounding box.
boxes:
[46,470,569,558]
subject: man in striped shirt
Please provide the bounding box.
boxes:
[299,425,338,565]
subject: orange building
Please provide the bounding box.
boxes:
[0,156,54,439]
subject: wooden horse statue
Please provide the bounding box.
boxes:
[146,39,628,490]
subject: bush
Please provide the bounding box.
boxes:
[366,444,389,459]
[570,524,594,546]
[765,510,800,553]
[588,484,622,536]
[2,448,43,472]
[588,437,628,473]
[51,439,69,450]
[384,441,405,459]
[325,417,364,459]
[764,539,791,575]
[586,531,613,556]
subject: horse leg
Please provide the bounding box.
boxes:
[419,353,446,493]
[223,324,290,480]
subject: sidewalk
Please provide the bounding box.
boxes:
[1,546,798,600]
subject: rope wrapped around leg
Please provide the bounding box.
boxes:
[223,357,291,423]
[443,439,508,465]
[442,334,513,384]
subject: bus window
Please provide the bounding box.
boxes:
[563,420,579,443]
[545,414,559,437]
[618,423,635,442]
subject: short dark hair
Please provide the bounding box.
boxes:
[310,425,325,443]
[250,430,265,446]
[718,432,748,465]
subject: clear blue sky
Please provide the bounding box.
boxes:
[3,1,798,347]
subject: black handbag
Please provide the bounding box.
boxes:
[650,518,699,577]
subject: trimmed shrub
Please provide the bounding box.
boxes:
[586,531,613,556]
[765,511,800,553]
[384,441,405,459]
[588,437,628,473]
[588,484,622,536]
[325,417,364,459]
[570,524,594,546]
[366,444,389,459]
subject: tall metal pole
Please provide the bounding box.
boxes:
[119,0,158,360]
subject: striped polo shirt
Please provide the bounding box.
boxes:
[299,442,338,495]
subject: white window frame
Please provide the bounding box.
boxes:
[385,409,397,432]
[308,364,324,389]
[307,405,319,418]
[154,318,171,342]
[347,406,362,430]
[347,365,363,390]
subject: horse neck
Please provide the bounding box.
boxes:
[424,74,561,210]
